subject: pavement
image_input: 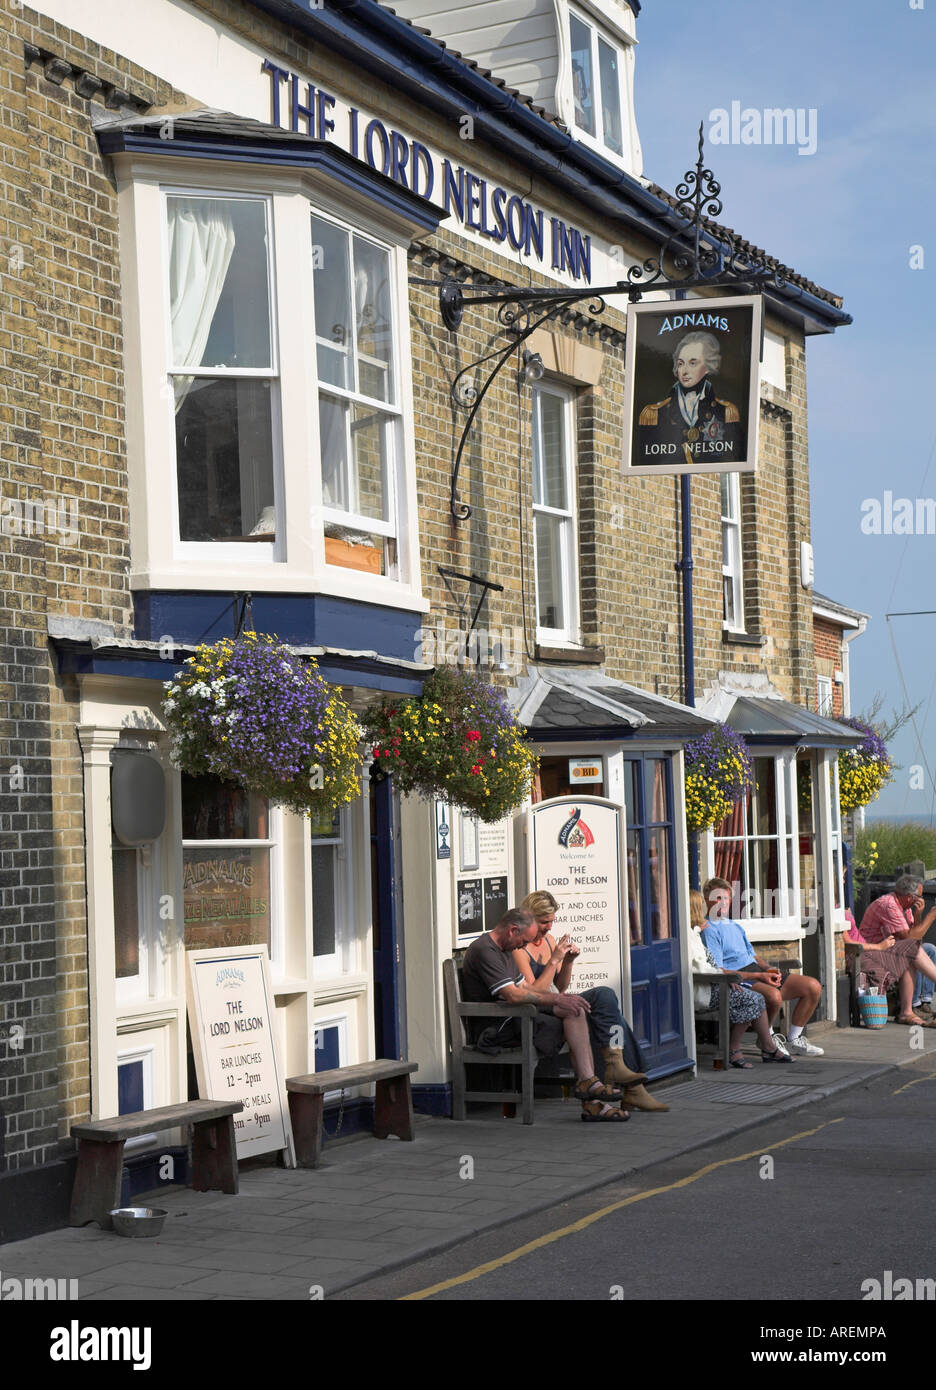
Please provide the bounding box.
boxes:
[4,1020,935,1300]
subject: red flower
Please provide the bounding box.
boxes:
[466,730,481,742]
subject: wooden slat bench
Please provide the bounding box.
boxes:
[286,1059,418,1168]
[443,958,539,1124]
[70,1100,243,1230]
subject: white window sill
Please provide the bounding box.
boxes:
[131,566,430,614]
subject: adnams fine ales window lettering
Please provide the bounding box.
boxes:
[181,775,278,957]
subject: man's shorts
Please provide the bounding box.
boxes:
[495,1011,565,1056]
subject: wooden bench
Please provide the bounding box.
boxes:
[443,958,539,1124]
[694,957,802,1066]
[70,1100,243,1230]
[286,1059,418,1168]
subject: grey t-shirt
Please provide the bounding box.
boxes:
[461,931,522,1004]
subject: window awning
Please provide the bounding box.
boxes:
[94,107,444,236]
[513,668,714,743]
[713,693,865,749]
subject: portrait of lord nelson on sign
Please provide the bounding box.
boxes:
[622,296,762,476]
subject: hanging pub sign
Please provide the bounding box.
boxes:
[622,295,762,476]
[526,797,627,1007]
[186,945,295,1165]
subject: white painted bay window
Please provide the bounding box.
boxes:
[532,381,579,643]
[721,471,745,632]
[114,155,422,602]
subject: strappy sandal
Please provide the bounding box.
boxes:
[574,1076,622,1103]
[762,1046,793,1062]
[581,1101,629,1122]
[728,1050,752,1069]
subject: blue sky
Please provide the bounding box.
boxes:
[633,0,935,821]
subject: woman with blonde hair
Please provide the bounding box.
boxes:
[687,889,789,1066]
[516,890,669,1113]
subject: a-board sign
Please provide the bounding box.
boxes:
[186,945,295,1165]
[453,812,512,943]
[483,875,509,930]
[527,797,626,1005]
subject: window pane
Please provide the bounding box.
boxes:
[174,377,275,541]
[353,236,394,404]
[569,14,595,136]
[750,758,778,837]
[627,829,643,944]
[311,845,337,957]
[597,38,623,154]
[320,394,349,510]
[118,1059,145,1115]
[647,758,670,823]
[649,827,671,939]
[183,846,271,951]
[623,760,640,827]
[351,405,390,521]
[534,390,568,510]
[535,512,565,630]
[311,216,353,390]
[324,523,386,576]
[113,843,140,979]
[182,776,268,840]
[723,573,735,628]
[168,196,271,370]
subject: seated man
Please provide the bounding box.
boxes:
[461,908,644,1121]
[701,877,824,1056]
[857,874,936,1025]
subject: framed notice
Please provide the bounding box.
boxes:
[527,796,626,1008]
[452,811,512,945]
[623,294,762,475]
[186,945,295,1165]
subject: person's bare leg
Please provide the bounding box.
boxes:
[782,975,821,1027]
[915,951,936,984]
[751,982,782,1026]
[729,1020,749,1051]
[562,1013,598,1080]
[749,1010,777,1052]
[899,971,914,1016]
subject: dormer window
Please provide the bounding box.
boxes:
[568,8,627,158]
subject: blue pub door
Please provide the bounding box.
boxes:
[623,754,690,1077]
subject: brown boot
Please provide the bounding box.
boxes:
[602,1047,648,1088]
[623,1083,669,1113]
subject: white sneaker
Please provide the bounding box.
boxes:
[767,1030,790,1057]
[788,1034,824,1056]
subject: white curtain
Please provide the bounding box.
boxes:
[168,198,236,411]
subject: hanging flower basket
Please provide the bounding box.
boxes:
[683,723,754,831]
[362,667,538,823]
[162,632,362,817]
[837,717,893,814]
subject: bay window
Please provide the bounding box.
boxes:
[532,381,579,643]
[115,150,424,598]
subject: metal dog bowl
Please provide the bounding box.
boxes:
[109,1206,168,1238]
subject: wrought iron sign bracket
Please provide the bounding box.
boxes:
[411,123,788,525]
[437,566,504,663]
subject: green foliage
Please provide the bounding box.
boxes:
[857,821,936,878]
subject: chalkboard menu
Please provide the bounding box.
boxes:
[456,877,483,936]
[186,945,295,1164]
[483,875,509,930]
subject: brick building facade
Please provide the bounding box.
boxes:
[0,0,861,1236]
